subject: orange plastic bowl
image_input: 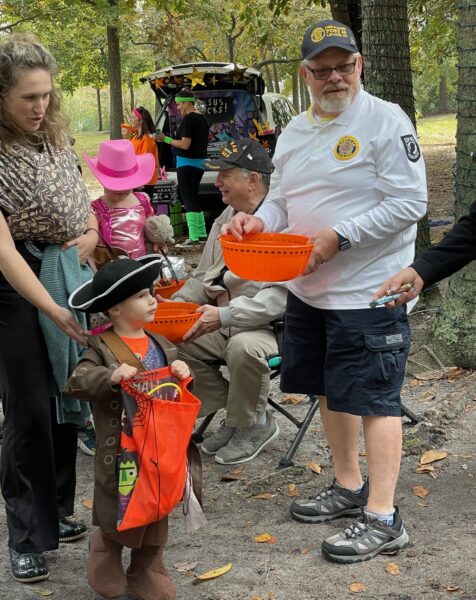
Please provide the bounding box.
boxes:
[146,302,201,343]
[153,302,200,317]
[154,279,186,299]
[220,232,313,281]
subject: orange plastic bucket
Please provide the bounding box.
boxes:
[146,302,200,343]
[154,279,186,299]
[221,232,313,281]
[153,302,200,317]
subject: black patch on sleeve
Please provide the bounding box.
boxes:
[400,134,421,162]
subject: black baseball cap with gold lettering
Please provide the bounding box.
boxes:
[205,139,273,174]
[301,19,359,60]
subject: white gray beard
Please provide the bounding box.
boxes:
[311,81,361,114]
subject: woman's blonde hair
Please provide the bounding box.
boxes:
[0,33,69,147]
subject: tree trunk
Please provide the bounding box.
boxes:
[361,0,433,269]
[96,87,103,132]
[292,70,299,111]
[429,2,476,367]
[361,0,414,125]
[330,1,362,53]
[272,62,280,94]
[106,16,123,139]
[264,64,273,93]
[437,75,449,114]
[299,75,310,112]
[227,33,234,63]
[129,80,135,114]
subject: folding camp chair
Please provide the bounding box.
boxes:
[192,321,420,469]
[192,321,320,468]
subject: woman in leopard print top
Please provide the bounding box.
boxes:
[0,34,98,583]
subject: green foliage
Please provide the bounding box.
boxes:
[409,0,457,116]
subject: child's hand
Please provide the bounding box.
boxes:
[170,360,190,380]
[111,363,138,385]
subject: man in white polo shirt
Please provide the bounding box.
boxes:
[224,19,427,564]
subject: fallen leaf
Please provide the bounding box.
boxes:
[410,378,419,387]
[420,450,448,465]
[255,533,273,543]
[385,561,400,575]
[415,465,435,474]
[416,389,437,403]
[413,367,464,382]
[447,367,465,382]
[359,450,367,457]
[300,548,309,555]
[267,593,276,599]
[82,498,93,509]
[220,472,242,482]
[268,535,278,544]
[281,394,305,405]
[413,369,447,381]
[412,485,429,499]
[286,483,299,497]
[252,596,263,600]
[252,493,275,500]
[349,582,367,593]
[36,591,54,597]
[174,561,198,572]
[306,461,322,474]
[445,585,460,592]
[195,562,232,581]
[418,501,430,508]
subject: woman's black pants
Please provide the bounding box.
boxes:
[176,166,204,213]
[0,245,78,553]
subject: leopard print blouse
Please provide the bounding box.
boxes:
[0,141,91,243]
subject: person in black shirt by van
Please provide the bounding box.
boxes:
[157,88,209,247]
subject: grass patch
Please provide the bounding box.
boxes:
[417,113,456,146]
[73,131,109,196]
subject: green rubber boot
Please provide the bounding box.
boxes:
[185,212,199,242]
[196,211,207,241]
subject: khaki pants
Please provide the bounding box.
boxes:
[177,329,277,428]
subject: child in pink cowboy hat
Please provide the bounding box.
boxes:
[85,139,158,260]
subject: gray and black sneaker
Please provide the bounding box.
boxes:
[200,421,236,455]
[321,506,409,564]
[290,479,369,523]
[175,238,202,248]
[214,412,279,465]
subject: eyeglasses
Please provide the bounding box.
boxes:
[304,60,357,81]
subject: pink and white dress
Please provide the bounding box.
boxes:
[92,192,154,259]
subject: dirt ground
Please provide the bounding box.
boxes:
[1,142,475,600]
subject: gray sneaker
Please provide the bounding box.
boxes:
[214,413,279,465]
[321,506,409,564]
[200,421,236,455]
[290,479,369,523]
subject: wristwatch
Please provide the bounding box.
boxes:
[335,232,351,251]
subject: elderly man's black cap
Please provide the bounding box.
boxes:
[301,19,359,60]
[205,139,273,174]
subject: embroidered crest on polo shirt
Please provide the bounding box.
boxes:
[400,134,421,162]
[333,135,360,161]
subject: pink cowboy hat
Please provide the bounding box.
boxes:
[84,139,155,191]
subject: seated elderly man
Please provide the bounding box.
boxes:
[171,139,287,465]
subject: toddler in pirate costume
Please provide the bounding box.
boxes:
[65,256,201,600]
